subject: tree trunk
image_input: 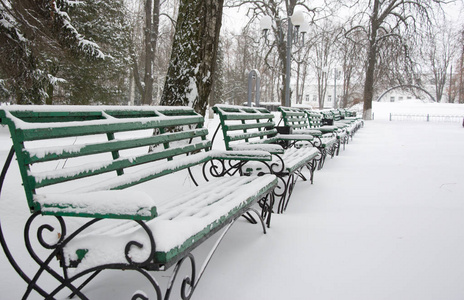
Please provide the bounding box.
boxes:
[160,0,223,116]
[363,42,376,119]
[142,0,154,105]
[460,43,464,103]
[362,0,380,120]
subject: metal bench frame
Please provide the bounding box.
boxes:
[279,107,341,169]
[0,105,277,299]
[212,105,319,213]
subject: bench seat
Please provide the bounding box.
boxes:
[59,174,277,273]
[243,145,320,175]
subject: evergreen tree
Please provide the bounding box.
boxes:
[63,0,132,105]
[0,0,105,104]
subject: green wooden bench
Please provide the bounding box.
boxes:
[325,109,363,139]
[334,108,364,134]
[278,107,339,169]
[0,105,277,299]
[212,104,320,213]
[304,109,350,162]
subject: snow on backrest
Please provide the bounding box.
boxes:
[0,106,209,212]
[213,104,278,150]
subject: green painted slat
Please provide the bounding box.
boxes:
[41,205,158,221]
[288,124,308,129]
[283,111,305,117]
[25,129,208,163]
[220,113,274,121]
[18,116,204,141]
[32,140,212,188]
[227,130,276,142]
[286,117,307,124]
[224,122,275,131]
[7,111,105,123]
[112,156,212,191]
[104,110,159,118]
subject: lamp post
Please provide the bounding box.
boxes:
[260,11,308,107]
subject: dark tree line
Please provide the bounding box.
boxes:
[0,0,130,105]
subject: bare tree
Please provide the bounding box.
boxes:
[344,0,447,119]
[338,23,365,108]
[459,27,464,103]
[421,23,457,103]
[226,0,323,106]
[308,21,340,109]
[131,0,160,105]
[293,38,313,105]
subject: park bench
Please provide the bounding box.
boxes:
[304,109,349,157]
[212,104,320,213]
[336,108,364,133]
[326,109,363,138]
[278,106,339,169]
[0,105,278,299]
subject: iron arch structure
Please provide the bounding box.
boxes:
[376,84,436,102]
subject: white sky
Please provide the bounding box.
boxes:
[222,2,464,33]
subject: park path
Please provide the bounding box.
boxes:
[194,120,464,300]
[1,120,464,299]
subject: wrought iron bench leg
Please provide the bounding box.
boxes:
[68,270,102,299]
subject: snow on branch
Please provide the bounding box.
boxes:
[52,0,107,59]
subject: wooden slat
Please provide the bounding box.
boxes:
[17,115,204,141]
[25,128,208,163]
[220,113,274,121]
[32,140,211,188]
[7,110,105,123]
[227,129,276,142]
[224,121,275,131]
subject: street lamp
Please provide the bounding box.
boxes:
[260,11,308,107]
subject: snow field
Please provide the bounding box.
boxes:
[1,101,464,299]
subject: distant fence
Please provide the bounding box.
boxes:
[389,113,464,123]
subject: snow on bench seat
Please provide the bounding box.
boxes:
[0,105,279,299]
[63,174,277,273]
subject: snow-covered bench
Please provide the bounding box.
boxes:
[332,109,364,135]
[279,107,339,169]
[321,109,359,140]
[0,105,277,299]
[305,109,350,152]
[212,104,319,214]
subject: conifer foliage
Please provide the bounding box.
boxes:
[0,0,130,104]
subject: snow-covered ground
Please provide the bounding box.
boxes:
[1,101,464,299]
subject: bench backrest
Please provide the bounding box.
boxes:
[0,106,209,215]
[304,110,325,128]
[320,110,335,121]
[212,105,277,150]
[278,107,310,132]
[331,109,343,121]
